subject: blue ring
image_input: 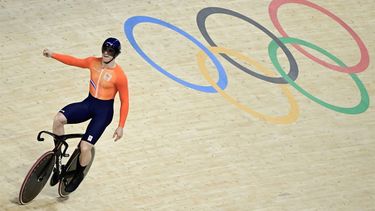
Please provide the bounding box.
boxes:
[124,16,228,93]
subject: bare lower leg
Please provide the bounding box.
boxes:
[53,113,66,136]
[65,140,91,192]
[79,150,91,167]
[53,122,64,135]
[79,141,93,166]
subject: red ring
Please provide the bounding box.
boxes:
[269,0,369,73]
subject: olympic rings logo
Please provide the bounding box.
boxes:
[124,0,370,124]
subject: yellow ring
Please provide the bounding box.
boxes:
[196,47,299,124]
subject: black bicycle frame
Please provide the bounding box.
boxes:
[35,131,84,180]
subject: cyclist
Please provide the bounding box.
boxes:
[43,37,129,192]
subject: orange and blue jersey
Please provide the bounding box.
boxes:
[52,53,129,128]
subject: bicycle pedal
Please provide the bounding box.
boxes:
[63,153,69,157]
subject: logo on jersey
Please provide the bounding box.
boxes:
[88,135,93,142]
[104,73,112,81]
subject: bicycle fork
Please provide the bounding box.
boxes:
[51,142,70,181]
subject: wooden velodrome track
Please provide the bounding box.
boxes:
[1,0,374,210]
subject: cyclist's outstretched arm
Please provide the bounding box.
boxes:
[43,48,90,68]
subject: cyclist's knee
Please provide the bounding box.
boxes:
[79,141,93,153]
[54,112,67,125]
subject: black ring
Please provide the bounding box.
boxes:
[197,7,299,84]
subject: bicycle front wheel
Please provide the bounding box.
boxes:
[18,151,55,205]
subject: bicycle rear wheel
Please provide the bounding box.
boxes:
[58,147,95,197]
[18,151,55,205]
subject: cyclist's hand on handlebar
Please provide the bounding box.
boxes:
[113,127,123,142]
[43,49,53,58]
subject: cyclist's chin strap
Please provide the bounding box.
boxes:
[104,57,115,64]
[103,51,120,64]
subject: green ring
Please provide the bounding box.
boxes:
[268,37,369,114]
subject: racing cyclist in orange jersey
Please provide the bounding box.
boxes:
[43,37,129,192]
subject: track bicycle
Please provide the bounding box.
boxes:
[18,131,95,204]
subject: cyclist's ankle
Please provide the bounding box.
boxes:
[76,159,87,173]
